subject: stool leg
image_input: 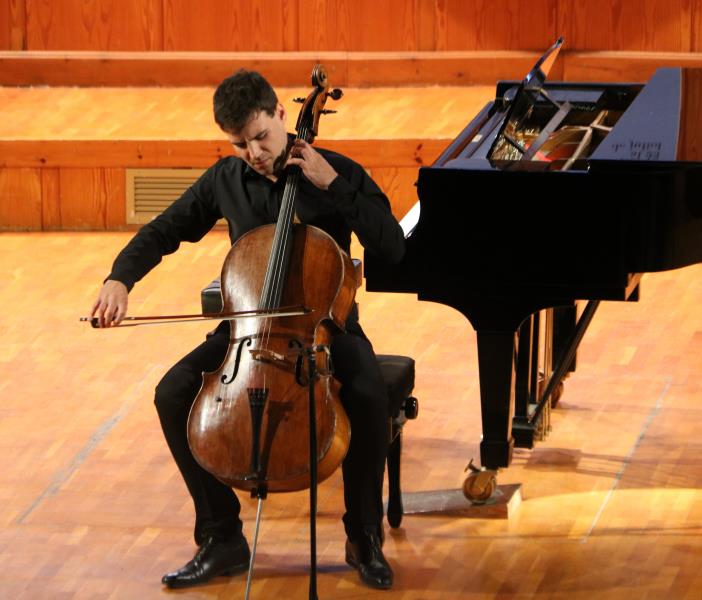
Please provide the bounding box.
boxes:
[386,420,403,528]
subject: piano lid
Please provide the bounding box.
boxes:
[486,37,564,160]
[591,67,702,162]
[590,68,679,161]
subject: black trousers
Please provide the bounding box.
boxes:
[154,321,390,545]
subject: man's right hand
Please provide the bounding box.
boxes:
[90,280,129,327]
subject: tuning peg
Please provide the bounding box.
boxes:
[327,88,343,101]
[293,97,305,104]
[320,109,337,115]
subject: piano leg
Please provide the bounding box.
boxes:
[476,329,516,470]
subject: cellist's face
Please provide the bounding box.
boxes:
[225,104,289,178]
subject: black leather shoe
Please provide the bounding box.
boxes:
[345,531,393,589]
[161,535,250,589]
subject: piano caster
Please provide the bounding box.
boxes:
[463,459,497,503]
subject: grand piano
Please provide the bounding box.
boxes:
[365,38,702,478]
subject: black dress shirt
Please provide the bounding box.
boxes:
[108,147,405,296]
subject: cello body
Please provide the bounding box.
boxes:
[187,223,356,493]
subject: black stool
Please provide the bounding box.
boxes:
[375,354,418,528]
[200,280,418,528]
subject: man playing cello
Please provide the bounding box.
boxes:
[90,69,405,590]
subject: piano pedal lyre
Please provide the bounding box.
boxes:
[534,369,551,442]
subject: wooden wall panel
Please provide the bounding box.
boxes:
[0,0,10,49]
[348,0,419,51]
[295,0,421,51]
[25,0,162,50]
[163,0,298,51]
[296,0,351,51]
[103,167,126,229]
[677,68,702,160]
[58,168,109,230]
[416,0,439,51]
[692,0,702,50]
[0,0,26,50]
[0,168,42,230]
[297,0,557,52]
[40,167,60,229]
[8,0,702,53]
[368,167,420,220]
[560,0,693,51]
[9,0,26,49]
[442,0,558,50]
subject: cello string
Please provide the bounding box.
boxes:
[259,131,302,391]
[262,117,312,394]
[266,131,301,310]
[263,119,309,352]
[259,139,292,376]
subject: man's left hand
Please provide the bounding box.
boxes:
[286,140,338,190]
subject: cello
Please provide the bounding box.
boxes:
[187,65,354,496]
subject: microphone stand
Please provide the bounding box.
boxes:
[242,344,325,600]
[307,345,320,600]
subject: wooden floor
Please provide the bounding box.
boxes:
[2,231,702,599]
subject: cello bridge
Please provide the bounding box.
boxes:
[250,348,288,363]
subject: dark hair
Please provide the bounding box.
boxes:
[213,69,278,132]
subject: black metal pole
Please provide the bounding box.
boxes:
[532,299,600,424]
[307,347,319,600]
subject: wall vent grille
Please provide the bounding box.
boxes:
[126,168,206,224]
